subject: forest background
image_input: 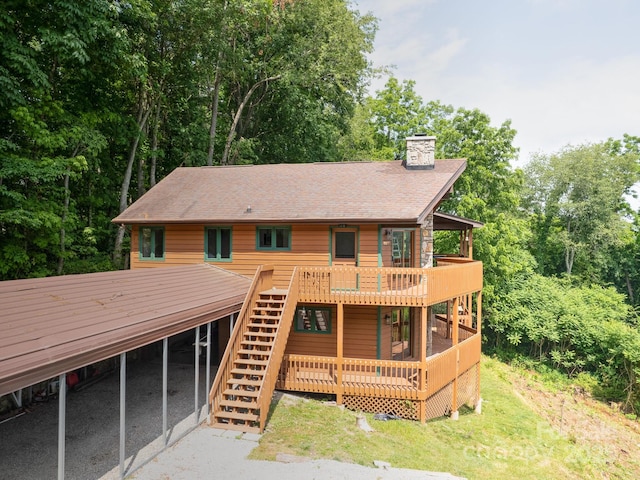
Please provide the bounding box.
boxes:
[2,0,639,414]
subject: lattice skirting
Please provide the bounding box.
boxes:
[343,395,420,421]
[342,363,480,422]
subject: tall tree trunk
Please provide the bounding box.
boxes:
[150,99,161,187]
[221,75,281,165]
[207,67,222,166]
[57,166,71,275]
[626,272,635,304]
[114,99,152,267]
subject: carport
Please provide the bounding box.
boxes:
[0,264,251,479]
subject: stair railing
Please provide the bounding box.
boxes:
[209,265,274,422]
[256,267,299,431]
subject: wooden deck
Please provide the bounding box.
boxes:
[277,331,481,402]
[296,260,483,307]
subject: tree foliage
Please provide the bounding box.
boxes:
[523,142,639,282]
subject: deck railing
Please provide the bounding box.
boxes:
[296,260,482,306]
[277,333,481,401]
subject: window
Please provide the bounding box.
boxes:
[256,226,291,250]
[140,226,164,260]
[205,227,232,261]
[295,306,331,334]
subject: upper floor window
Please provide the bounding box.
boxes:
[256,226,291,250]
[295,306,331,334]
[205,227,232,261]
[140,226,164,260]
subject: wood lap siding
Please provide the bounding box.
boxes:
[343,305,378,359]
[131,224,370,288]
[284,305,381,360]
[357,225,379,268]
[285,305,337,357]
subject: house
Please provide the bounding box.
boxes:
[113,135,484,433]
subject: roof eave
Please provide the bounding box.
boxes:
[417,159,467,225]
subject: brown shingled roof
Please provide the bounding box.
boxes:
[113,159,466,225]
[0,264,251,396]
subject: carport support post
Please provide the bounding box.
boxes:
[163,337,168,446]
[194,326,200,424]
[119,353,126,479]
[206,322,212,416]
[57,372,66,480]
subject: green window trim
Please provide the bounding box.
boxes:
[139,226,165,260]
[294,306,332,334]
[256,226,291,251]
[205,227,232,262]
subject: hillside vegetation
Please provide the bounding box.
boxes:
[253,357,640,479]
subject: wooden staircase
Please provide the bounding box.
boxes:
[210,275,297,433]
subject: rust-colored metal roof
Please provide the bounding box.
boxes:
[0,264,251,396]
[113,159,467,225]
[434,212,484,231]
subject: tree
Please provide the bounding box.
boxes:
[0,0,114,278]
[523,142,639,281]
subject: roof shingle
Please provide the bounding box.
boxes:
[113,160,466,224]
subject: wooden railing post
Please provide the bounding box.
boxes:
[451,296,459,420]
[419,305,427,423]
[336,303,344,404]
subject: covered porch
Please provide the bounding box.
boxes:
[277,260,483,422]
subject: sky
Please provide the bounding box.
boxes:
[353,0,640,168]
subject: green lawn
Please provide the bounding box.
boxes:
[250,357,622,479]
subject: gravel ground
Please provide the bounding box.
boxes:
[0,351,209,480]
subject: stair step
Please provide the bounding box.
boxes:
[234,358,269,366]
[250,314,281,321]
[228,377,262,387]
[242,339,274,347]
[237,348,270,357]
[223,388,259,398]
[219,399,258,410]
[255,300,285,307]
[252,303,284,313]
[214,410,259,422]
[260,289,289,296]
[248,323,278,333]
[244,330,276,338]
[231,367,265,376]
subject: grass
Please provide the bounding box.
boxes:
[250,356,632,479]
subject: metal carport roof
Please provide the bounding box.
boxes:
[0,264,251,397]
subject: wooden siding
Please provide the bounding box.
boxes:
[284,304,337,357]
[380,308,393,360]
[131,223,345,287]
[343,305,379,359]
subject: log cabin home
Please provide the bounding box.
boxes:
[113,135,484,433]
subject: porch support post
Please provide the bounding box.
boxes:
[162,337,168,447]
[475,292,483,414]
[336,303,344,405]
[419,306,427,423]
[119,353,126,479]
[194,326,200,424]
[426,307,433,358]
[206,322,212,418]
[57,372,66,480]
[468,229,474,260]
[451,297,459,420]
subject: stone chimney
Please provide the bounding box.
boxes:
[405,134,436,170]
